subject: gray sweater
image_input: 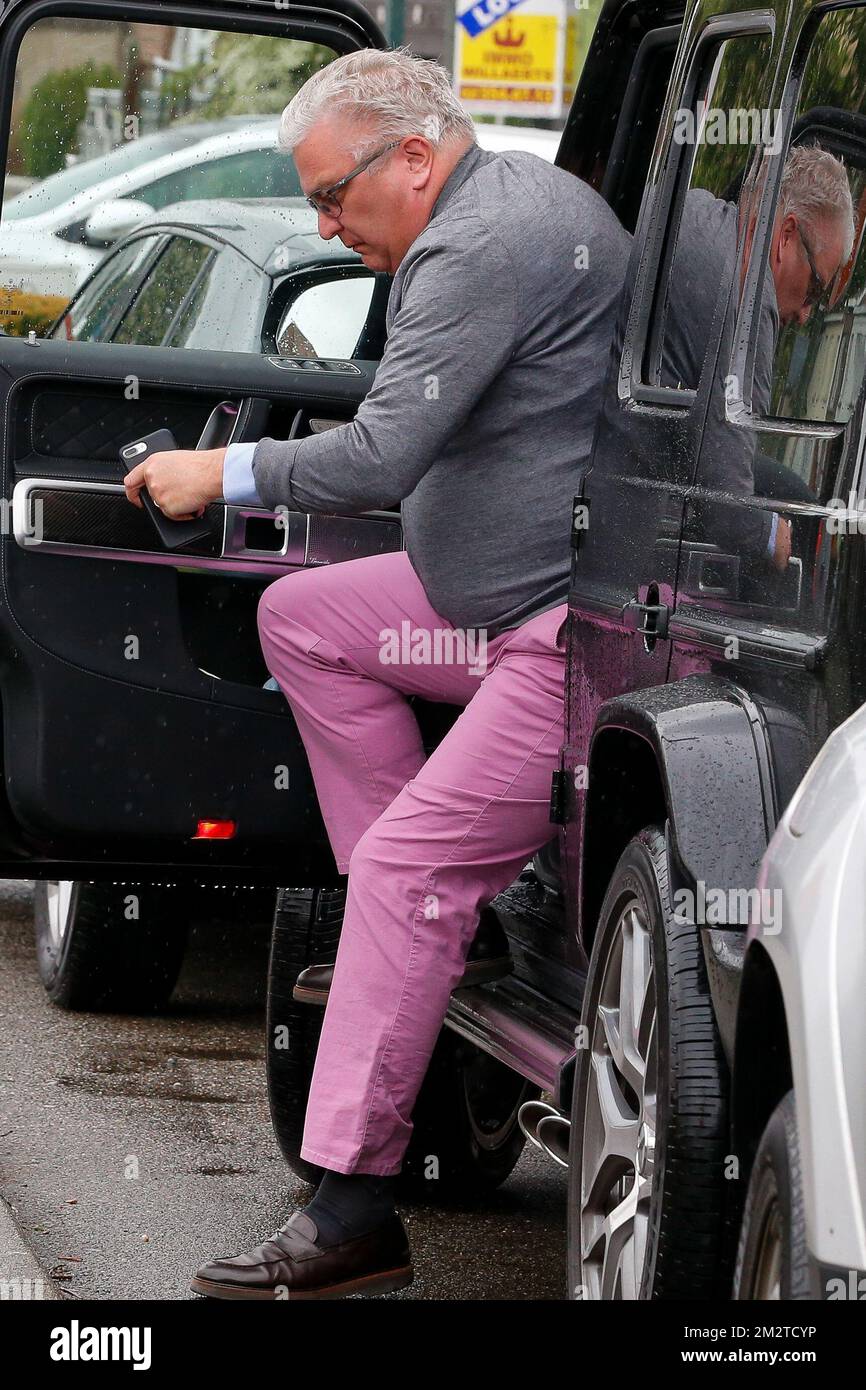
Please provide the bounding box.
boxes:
[249,142,631,632]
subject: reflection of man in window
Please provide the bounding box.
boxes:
[666,145,854,572]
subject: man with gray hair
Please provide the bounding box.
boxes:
[123,47,631,1299]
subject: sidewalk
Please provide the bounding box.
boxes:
[0,1194,59,1300]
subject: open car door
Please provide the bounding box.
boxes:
[0,1,389,913]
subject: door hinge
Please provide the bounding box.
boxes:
[626,599,669,639]
[624,587,670,649]
[549,768,568,825]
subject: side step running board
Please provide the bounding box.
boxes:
[444,977,578,1099]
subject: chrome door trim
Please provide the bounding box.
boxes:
[11,477,402,575]
[223,502,307,565]
[11,477,307,575]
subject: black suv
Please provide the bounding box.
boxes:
[1,0,864,1301]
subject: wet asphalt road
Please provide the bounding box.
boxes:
[0,880,567,1301]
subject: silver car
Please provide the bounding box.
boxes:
[737,704,866,1299]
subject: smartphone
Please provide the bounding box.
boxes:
[119,428,213,551]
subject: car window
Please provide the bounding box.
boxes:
[0,13,337,339]
[680,14,866,623]
[51,235,165,341]
[275,277,376,358]
[640,29,773,396]
[142,148,300,210]
[113,236,213,347]
[678,4,866,629]
[163,252,220,348]
[754,9,866,427]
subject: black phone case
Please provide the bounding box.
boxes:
[119,428,214,550]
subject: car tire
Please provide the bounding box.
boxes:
[265,885,342,1188]
[266,884,537,1196]
[733,1090,810,1299]
[34,879,189,1011]
[399,1028,537,1198]
[567,826,730,1299]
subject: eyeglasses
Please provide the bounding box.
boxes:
[795,223,832,308]
[305,140,401,218]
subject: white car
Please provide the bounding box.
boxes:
[0,116,292,300]
[736,703,866,1298]
[474,123,561,162]
[0,117,559,307]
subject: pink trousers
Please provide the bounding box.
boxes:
[257,551,567,1175]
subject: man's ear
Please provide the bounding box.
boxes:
[769,212,793,271]
[778,212,798,252]
[401,135,435,190]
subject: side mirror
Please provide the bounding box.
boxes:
[276,275,375,359]
[82,197,154,247]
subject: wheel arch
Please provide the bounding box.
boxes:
[580,675,776,955]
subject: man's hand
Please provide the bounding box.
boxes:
[772,515,792,572]
[123,446,226,520]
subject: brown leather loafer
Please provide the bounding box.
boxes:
[190,1210,413,1300]
[293,908,513,1005]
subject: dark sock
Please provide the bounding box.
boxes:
[302,1169,397,1247]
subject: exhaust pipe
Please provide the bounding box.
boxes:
[518,1099,571,1168]
[518,1098,559,1145]
[536,1113,570,1167]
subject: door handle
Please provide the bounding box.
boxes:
[195,400,239,450]
[196,397,271,450]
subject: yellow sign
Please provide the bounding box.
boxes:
[455,2,562,117]
[454,0,595,120]
[459,14,559,87]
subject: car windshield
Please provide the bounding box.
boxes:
[2,127,204,221]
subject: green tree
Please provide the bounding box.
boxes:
[179,33,334,121]
[17,62,122,178]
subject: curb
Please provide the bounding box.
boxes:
[0,1193,60,1300]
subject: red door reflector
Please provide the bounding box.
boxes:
[193,819,237,840]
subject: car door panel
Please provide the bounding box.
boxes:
[560,13,777,953]
[0,0,396,878]
[0,336,399,874]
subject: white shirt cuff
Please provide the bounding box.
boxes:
[222,442,261,505]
